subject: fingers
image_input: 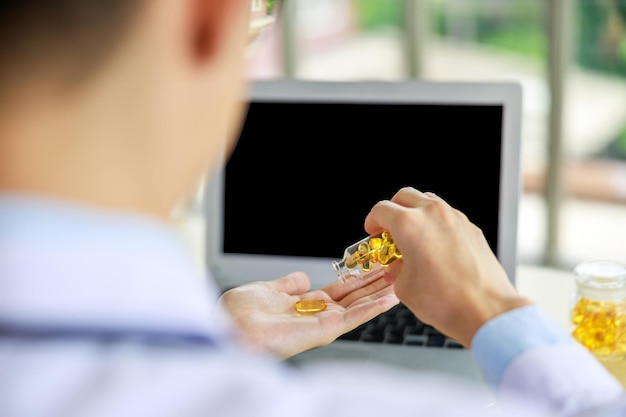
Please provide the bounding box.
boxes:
[390,187,437,207]
[265,271,311,295]
[364,187,440,234]
[321,273,395,313]
[382,259,402,283]
[322,268,386,300]
[336,275,394,307]
[339,291,399,333]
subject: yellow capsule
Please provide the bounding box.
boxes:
[369,249,380,264]
[345,252,360,270]
[378,243,394,265]
[369,237,383,250]
[362,258,372,272]
[295,299,327,314]
[571,297,626,355]
[357,242,371,258]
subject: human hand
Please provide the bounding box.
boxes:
[364,187,532,348]
[218,271,399,358]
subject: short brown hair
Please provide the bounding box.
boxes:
[0,0,144,93]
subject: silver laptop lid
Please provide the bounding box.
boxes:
[205,79,523,290]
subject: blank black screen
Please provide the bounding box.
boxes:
[223,101,503,259]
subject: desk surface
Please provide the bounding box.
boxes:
[516,265,575,330]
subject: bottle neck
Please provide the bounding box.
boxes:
[577,283,626,302]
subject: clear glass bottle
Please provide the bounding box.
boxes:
[332,231,402,283]
[570,260,626,386]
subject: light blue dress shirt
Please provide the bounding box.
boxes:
[0,194,624,417]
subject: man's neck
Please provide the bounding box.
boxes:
[0,87,172,219]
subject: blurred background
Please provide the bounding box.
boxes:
[242,0,626,272]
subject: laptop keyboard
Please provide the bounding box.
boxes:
[338,303,464,349]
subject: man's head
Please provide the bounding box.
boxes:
[0,0,252,217]
[0,1,145,97]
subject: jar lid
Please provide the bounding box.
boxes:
[574,260,626,301]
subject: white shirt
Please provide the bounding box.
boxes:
[0,194,624,417]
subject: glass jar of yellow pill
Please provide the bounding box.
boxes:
[332,231,402,283]
[571,260,626,386]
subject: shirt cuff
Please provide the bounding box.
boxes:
[471,305,573,388]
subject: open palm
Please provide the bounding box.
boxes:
[218,271,399,358]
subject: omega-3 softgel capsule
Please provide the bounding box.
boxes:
[295,299,327,314]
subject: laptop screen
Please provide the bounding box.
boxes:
[205,80,522,290]
[224,101,502,258]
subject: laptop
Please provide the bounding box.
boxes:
[204,79,523,387]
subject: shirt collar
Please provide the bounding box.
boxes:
[0,193,226,340]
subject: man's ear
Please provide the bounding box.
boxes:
[188,0,247,64]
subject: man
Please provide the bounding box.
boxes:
[0,1,624,416]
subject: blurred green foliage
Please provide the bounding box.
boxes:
[577,0,626,77]
[477,24,546,60]
[431,0,547,60]
[352,0,403,31]
[267,0,276,14]
[351,0,626,78]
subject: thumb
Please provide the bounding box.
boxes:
[383,260,403,284]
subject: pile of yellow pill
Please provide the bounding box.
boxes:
[345,231,402,273]
[571,297,626,356]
